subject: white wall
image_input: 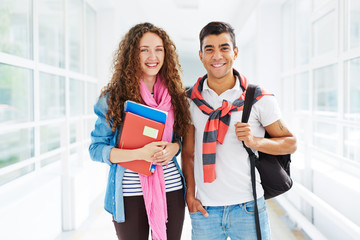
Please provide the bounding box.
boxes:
[237,3,283,98]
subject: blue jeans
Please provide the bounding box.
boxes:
[189,197,271,240]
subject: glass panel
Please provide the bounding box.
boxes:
[69,78,84,116]
[0,164,35,186]
[0,128,34,169]
[313,10,336,57]
[0,0,32,58]
[349,0,360,49]
[282,0,294,71]
[38,0,65,68]
[295,0,310,66]
[39,72,65,120]
[41,153,61,167]
[295,72,310,111]
[313,121,338,154]
[0,64,33,124]
[68,0,83,73]
[86,4,96,76]
[86,82,98,114]
[70,121,77,144]
[344,126,360,163]
[70,146,77,155]
[346,57,360,120]
[313,64,338,113]
[69,120,83,144]
[40,124,61,153]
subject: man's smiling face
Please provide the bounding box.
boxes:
[199,32,238,81]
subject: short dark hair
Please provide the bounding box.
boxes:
[199,21,236,51]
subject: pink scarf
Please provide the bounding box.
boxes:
[139,74,174,240]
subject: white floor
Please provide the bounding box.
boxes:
[56,196,308,240]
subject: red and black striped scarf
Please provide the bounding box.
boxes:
[187,69,271,183]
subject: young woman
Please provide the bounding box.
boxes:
[89,22,190,240]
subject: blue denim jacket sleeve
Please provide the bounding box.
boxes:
[89,96,115,166]
[172,135,182,157]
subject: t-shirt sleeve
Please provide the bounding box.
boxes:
[253,95,282,127]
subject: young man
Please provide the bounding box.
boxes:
[182,21,297,240]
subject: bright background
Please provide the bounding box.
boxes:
[0,0,359,239]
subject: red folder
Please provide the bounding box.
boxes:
[117,111,165,176]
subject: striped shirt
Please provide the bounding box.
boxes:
[122,160,183,197]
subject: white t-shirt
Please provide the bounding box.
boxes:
[189,77,281,206]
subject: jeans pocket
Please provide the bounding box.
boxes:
[244,197,266,214]
[189,206,209,219]
[189,211,204,220]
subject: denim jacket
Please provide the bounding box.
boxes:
[88,96,184,223]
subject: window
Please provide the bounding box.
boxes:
[295,72,310,111]
[0,128,34,169]
[347,0,360,49]
[313,121,338,154]
[69,121,78,144]
[69,78,84,116]
[0,164,35,186]
[345,57,360,120]
[313,10,337,57]
[41,153,61,167]
[281,0,360,165]
[0,64,33,124]
[344,126,360,162]
[39,72,65,120]
[86,4,96,76]
[313,64,338,114]
[0,0,98,187]
[0,0,32,59]
[40,124,62,154]
[38,0,65,68]
[68,0,83,73]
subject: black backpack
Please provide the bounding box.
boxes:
[241,84,293,240]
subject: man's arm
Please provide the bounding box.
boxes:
[181,125,209,217]
[235,119,297,155]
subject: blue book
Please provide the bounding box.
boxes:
[124,100,168,124]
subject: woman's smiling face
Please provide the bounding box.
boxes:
[139,32,165,80]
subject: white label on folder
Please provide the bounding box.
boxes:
[143,126,159,139]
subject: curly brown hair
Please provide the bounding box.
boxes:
[100,22,190,137]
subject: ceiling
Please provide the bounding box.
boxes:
[90,0,260,58]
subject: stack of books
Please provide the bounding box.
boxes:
[117,100,168,176]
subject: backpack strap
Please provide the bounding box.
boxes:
[241,84,256,123]
[241,84,262,240]
[241,84,257,156]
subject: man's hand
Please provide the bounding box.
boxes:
[186,196,209,217]
[234,122,257,148]
[235,120,297,155]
